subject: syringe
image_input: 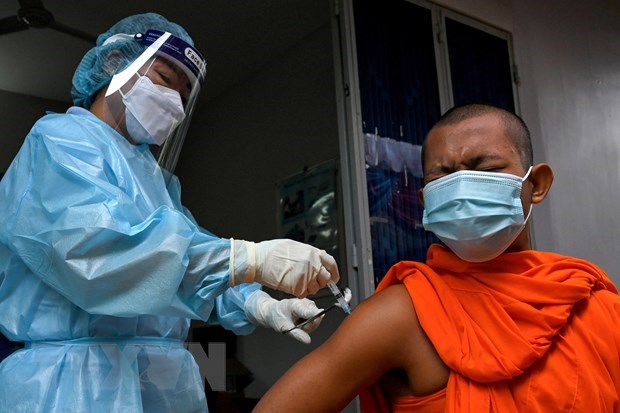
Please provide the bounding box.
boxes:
[283,281,352,334]
[327,280,352,315]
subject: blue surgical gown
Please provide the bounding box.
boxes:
[0,107,260,412]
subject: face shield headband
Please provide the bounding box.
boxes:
[104,30,207,183]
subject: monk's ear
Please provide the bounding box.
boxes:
[529,163,554,204]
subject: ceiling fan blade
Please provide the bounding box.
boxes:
[0,15,29,35]
[2,0,95,43]
[50,21,96,44]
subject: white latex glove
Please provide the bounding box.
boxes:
[244,290,324,344]
[230,238,340,298]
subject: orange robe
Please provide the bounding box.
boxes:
[360,244,620,412]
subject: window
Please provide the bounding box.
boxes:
[350,0,517,285]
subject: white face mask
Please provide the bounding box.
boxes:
[121,75,186,146]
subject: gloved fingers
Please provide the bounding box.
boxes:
[252,238,340,298]
[285,327,312,344]
[291,298,323,320]
[243,289,274,328]
[292,283,309,298]
[289,299,324,334]
[299,313,324,334]
[317,265,333,288]
[305,275,321,296]
[304,265,334,296]
[318,250,340,284]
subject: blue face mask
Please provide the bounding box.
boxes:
[422,167,533,262]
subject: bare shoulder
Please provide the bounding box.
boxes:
[319,284,425,366]
[254,284,448,412]
[363,285,449,396]
[344,284,422,352]
[317,285,448,394]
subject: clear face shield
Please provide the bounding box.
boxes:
[103,30,207,182]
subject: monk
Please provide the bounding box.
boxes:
[253,104,620,412]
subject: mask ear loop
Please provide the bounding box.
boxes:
[521,165,534,223]
[523,203,534,224]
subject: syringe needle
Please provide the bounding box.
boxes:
[327,280,352,314]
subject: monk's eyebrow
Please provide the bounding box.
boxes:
[424,153,506,181]
[427,153,502,170]
[427,164,453,175]
[467,153,505,167]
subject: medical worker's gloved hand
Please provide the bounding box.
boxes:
[244,290,323,344]
[230,239,339,298]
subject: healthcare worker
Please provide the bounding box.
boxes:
[0,13,339,413]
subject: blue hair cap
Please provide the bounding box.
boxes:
[71,13,194,108]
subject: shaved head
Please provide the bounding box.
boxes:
[422,104,533,172]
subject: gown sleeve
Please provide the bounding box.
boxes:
[0,113,256,333]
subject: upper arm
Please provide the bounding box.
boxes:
[6,123,232,319]
[254,284,426,412]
